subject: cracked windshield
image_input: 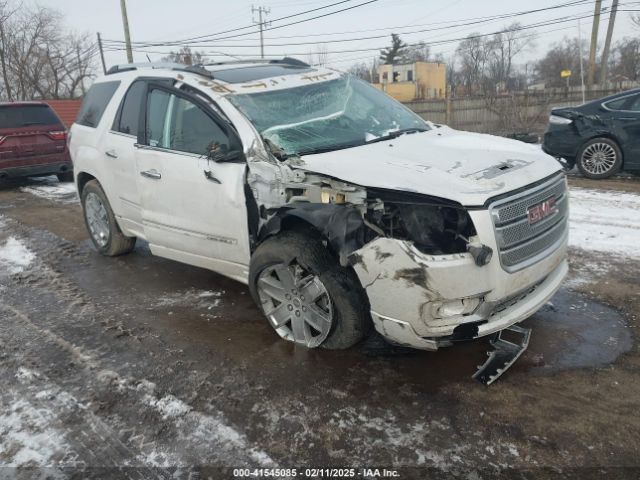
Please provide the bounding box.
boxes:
[229,75,429,156]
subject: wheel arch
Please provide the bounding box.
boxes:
[256,203,368,267]
[76,171,97,196]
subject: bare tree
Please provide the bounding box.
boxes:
[307,45,329,66]
[0,0,95,101]
[455,34,491,94]
[161,46,207,66]
[404,41,430,63]
[535,37,589,88]
[486,23,537,92]
[610,37,640,83]
[346,57,379,82]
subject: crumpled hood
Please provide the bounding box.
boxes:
[296,126,563,206]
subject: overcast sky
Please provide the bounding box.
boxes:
[28,0,640,72]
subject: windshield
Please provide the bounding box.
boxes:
[228,75,429,156]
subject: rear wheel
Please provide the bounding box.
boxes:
[577,138,622,179]
[249,231,371,349]
[81,180,136,256]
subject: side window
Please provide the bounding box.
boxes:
[114,80,146,135]
[146,89,171,148]
[627,95,640,112]
[145,88,229,156]
[604,96,633,111]
[77,81,120,128]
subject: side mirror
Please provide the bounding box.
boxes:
[207,142,244,162]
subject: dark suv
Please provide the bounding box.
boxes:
[0,101,73,182]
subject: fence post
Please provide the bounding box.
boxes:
[445,86,452,126]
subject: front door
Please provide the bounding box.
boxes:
[134,84,251,282]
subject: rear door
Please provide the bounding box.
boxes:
[133,83,251,281]
[0,104,66,163]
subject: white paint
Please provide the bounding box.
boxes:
[569,187,640,259]
[298,126,562,206]
[0,237,35,274]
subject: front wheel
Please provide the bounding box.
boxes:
[577,138,622,179]
[249,231,371,349]
[81,180,136,256]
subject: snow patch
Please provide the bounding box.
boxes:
[156,288,224,310]
[20,177,77,204]
[15,367,40,383]
[569,187,640,259]
[0,399,70,467]
[0,236,35,274]
[146,394,192,419]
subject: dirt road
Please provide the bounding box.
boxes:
[0,175,639,479]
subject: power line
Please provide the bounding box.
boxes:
[104,0,364,47]
[105,8,635,59]
[102,0,595,49]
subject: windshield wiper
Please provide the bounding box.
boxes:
[365,127,428,144]
[296,141,364,156]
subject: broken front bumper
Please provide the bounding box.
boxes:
[349,211,568,351]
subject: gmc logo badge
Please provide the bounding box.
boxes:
[527,197,557,225]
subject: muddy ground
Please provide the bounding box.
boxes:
[0,175,639,479]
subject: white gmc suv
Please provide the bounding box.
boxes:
[70,58,568,354]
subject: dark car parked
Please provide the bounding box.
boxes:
[542,88,640,179]
[0,101,73,182]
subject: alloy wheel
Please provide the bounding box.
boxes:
[85,192,110,248]
[257,263,333,348]
[581,142,618,176]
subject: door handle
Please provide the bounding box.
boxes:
[204,170,222,184]
[105,150,118,158]
[620,117,635,121]
[140,169,162,180]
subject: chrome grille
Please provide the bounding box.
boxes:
[490,175,568,272]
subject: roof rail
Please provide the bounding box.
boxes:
[202,57,310,68]
[106,62,215,79]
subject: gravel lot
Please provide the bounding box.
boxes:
[0,174,639,479]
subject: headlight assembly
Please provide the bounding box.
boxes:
[366,190,477,255]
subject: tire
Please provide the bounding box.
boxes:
[81,180,136,256]
[249,230,371,350]
[56,171,74,182]
[576,137,622,179]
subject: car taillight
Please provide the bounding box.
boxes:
[48,130,67,141]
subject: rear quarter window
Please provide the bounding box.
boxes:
[603,95,636,111]
[76,81,120,128]
[0,104,61,129]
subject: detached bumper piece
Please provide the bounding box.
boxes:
[473,325,531,385]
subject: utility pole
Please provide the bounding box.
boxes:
[252,5,270,59]
[587,0,602,91]
[120,0,134,63]
[578,19,586,103]
[97,32,107,75]
[599,0,619,89]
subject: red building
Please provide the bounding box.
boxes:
[45,99,82,128]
